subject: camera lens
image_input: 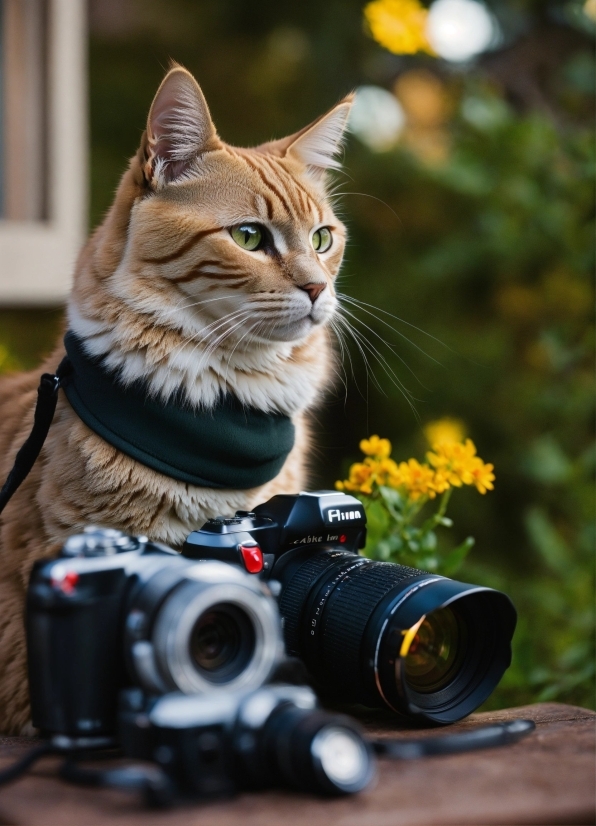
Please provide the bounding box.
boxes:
[264,704,374,795]
[275,549,515,723]
[401,607,465,694]
[310,725,372,793]
[189,604,255,684]
[127,561,282,695]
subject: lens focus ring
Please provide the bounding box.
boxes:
[309,561,424,698]
[278,551,353,655]
[278,552,424,700]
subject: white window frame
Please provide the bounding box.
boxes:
[0,0,87,305]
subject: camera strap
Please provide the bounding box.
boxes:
[369,718,535,759]
[0,356,72,517]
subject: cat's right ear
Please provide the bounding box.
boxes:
[143,66,219,188]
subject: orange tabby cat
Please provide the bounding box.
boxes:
[0,65,353,733]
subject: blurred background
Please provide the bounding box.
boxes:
[0,0,594,711]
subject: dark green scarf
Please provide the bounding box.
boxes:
[61,332,295,489]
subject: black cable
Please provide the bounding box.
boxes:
[0,742,57,785]
[370,718,536,759]
[59,754,175,808]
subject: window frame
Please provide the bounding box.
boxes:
[0,0,87,305]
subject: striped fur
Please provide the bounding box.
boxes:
[0,66,353,732]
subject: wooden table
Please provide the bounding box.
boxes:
[0,703,594,826]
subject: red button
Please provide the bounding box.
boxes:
[238,543,264,574]
[51,570,79,595]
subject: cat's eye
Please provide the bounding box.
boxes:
[311,227,333,253]
[231,224,263,251]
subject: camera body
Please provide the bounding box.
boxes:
[27,529,282,737]
[182,490,367,574]
[118,684,374,797]
[183,491,517,724]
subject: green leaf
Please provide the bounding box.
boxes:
[522,435,573,485]
[420,531,437,552]
[379,485,405,509]
[524,507,570,573]
[439,537,475,577]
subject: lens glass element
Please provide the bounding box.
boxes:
[311,726,371,792]
[402,607,465,693]
[189,603,255,683]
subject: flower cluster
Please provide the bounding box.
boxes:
[336,431,495,499]
[428,439,495,495]
[363,0,434,56]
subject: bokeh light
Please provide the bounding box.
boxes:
[427,0,496,62]
[349,86,406,151]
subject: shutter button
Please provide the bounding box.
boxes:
[238,543,264,574]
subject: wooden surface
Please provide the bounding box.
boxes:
[0,703,594,826]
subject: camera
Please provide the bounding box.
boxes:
[118,684,374,797]
[26,528,283,737]
[182,491,517,724]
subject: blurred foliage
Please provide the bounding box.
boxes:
[0,0,593,710]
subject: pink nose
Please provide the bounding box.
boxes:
[301,282,326,304]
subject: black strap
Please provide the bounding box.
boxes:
[0,356,72,516]
[370,719,535,759]
[59,753,174,808]
[0,742,57,785]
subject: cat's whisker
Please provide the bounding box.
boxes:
[190,311,253,370]
[328,189,403,228]
[174,307,251,354]
[327,320,350,404]
[334,313,387,399]
[334,311,421,418]
[332,314,372,405]
[336,309,412,391]
[340,294,452,354]
[222,318,261,385]
[338,304,430,390]
[162,308,253,386]
[163,294,233,316]
[188,316,253,387]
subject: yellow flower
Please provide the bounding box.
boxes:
[364,0,435,56]
[360,435,392,459]
[337,433,494,500]
[424,418,466,447]
[469,461,495,495]
[396,458,438,500]
[427,439,495,493]
[431,470,451,495]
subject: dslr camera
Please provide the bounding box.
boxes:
[182,491,517,724]
[119,684,374,797]
[27,530,282,737]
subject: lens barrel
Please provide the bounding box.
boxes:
[263,705,374,795]
[275,549,516,723]
[126,561,282,696]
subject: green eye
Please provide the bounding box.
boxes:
[311,227,333,253]
[231,224,263,251]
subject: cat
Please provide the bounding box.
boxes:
[0,65,353,733]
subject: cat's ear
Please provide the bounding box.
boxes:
[260,95,354,181]
[144,65,219,187]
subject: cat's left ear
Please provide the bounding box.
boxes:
[144,65,220,187]
[261,94,354,181]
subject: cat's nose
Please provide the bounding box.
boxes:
[301,282,326,304]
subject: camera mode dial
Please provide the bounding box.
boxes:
[61,527,146,558]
